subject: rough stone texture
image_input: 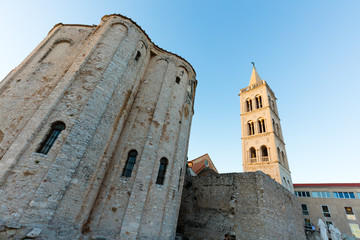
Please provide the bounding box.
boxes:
[0,14,196,239]
[177,171,306,240]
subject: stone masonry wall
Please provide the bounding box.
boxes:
[177,171,306,240]
[0,14,196,240]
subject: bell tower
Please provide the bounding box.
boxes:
[239,64,293,191]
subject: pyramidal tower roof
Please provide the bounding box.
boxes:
[249,66,262,85]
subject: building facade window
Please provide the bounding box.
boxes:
[349,223,360,238]
[301,204,309,215]
[255,95,263,109]
[156,158,168,185]
[357,193,360,199]
[248,121,255,135]
[258,119,266,133]
[333,192,355,199]
[122,150,138,177]
[311,191,331,198]
[321,205,331,218]
[249,147,256,163]
[260,145,268,162]
[246,99,253,112]
[37,121,66,154]
[295,191,310,197]
[345,207,356,220]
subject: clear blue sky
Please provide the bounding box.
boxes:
[1,1,360,183]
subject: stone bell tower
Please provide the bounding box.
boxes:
[239,64,293,191]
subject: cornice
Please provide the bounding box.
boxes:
[242,131,286,145]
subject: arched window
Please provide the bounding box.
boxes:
[249,147,256,163]
[277,147,282,163]
[122,150,138,177]
[135,51,141,61]
[260,146,269,161]
[255,95,263,109]
[246,99,253,112]
[283,177,286,186]
[282,152,286,164]
[37,121,66,154]
[276,124,280,137]
[272,119,276,134]
[248,121,255,135]
[258,119,266,133]
[156,158,168,185]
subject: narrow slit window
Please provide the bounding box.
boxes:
[156,158,168,185]
[256,95,263,109]
[122,150,138,177]
[258,119,266,133]
[37,121,66,154]
[135,51,141,61]
[248,122,255,135]
[246,99,252,112]
[176,77,181,84]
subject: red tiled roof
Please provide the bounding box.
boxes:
[294,183,360,188]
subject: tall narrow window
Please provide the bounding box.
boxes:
[256,95,263,109]
[248,121,255,135]
[135,51,141,61]
[156,158,168,185]
[122,150,138,177]
[261,145,268,161]
[282,152,286,164]
[277,147,282,163]
[322,205,331,218]
[258,119,266,133]
[250,147,256,163]
[37,121,66,154]
[272,119,276,134]
[246,99,253,112]
[302,204,309,215]
[276,124,280,137]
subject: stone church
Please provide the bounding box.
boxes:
[0,14,305,239]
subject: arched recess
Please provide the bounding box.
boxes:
[41,39,73,63]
